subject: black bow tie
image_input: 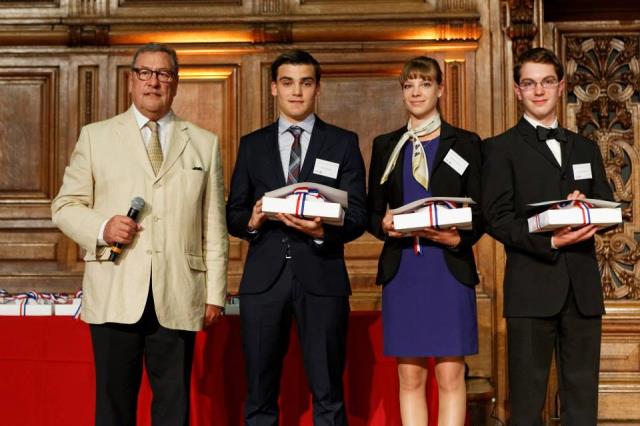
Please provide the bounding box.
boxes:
[536,126,567,142]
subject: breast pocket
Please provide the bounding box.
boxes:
[180,170,207,203]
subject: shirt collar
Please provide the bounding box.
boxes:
[278,113,316,136]
[523,113,558,130]
[132,104,174,130]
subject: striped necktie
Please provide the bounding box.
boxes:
[145,120,163,175]
[286,126,303,184]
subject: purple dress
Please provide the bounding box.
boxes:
[382,137,478,357]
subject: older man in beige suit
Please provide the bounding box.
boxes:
[52,43,228,426]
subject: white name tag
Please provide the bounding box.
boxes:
[443,149,469,176]
[573,163,592,180]
[313,158,340,179]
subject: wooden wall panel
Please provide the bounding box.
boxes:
[172,65,239,193]
[0,68,57,199]
[601,340,640,372]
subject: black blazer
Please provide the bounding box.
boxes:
[226,118,367,296]
[367,120,483,287]
[482,118,614,317]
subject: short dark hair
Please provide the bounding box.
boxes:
[131,43,179,74]
[513,47,563,83]
[271,50,321,83]
[400,56,443,85]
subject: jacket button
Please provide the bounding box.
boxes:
[146,250,152,255]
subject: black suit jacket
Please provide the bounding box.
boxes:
[367,120,483,287]
[226,118,367,296]
[482,118,613,317]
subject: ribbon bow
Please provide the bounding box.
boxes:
[15,291,39,316]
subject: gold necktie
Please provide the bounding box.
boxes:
[145,120,163,175]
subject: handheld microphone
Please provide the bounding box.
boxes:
[109,196,145,262]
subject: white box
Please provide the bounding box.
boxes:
[528,207,622,233]
[262,196,344,225]
[0,303,53,316]
[389,196,475,233]
[393,205,473,232]
[54,299,82,316]
[0,303,19,316]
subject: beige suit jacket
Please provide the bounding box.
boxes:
[52,107,229,331]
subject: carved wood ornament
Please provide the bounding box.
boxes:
[566,36,640,299]
[505,0,537,59]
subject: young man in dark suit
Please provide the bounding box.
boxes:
[482,48,614,425]
[226,50,367,426]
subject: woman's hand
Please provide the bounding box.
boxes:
[382,211,404,238]
[412,226,461,248]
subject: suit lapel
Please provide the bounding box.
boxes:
[299,118,326,182]
[430,121,455,176]
[156,115,189,181]
[387,127,407,206]
[517,118,561,169]
[266,122,287,187]
[118,108,155,179]
[560,131,574,174]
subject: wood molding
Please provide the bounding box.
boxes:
[504,0,537,59]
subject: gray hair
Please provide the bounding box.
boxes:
[131,43,179,74]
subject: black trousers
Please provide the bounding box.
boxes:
[240,261,350,426]
[507,287,602,426]
[89,287,196,426]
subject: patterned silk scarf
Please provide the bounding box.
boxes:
[379,114,442,191]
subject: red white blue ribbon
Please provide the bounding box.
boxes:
[413,200,459,255]
[292,187,325,219]
[554,200,593,225]
[73,290,83,319]
[14,291,39,316]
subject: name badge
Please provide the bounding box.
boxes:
[313,158,339,179]
[443,149,469,176]
[572,163,592,180]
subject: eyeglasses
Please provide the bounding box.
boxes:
[132,67,176,83]
[518,77,560,92]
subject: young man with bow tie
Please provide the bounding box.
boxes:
[482,48,614,425]
[226,50,367,425]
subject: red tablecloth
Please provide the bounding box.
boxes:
[0,313,452,425]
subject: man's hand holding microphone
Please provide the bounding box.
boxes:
[105,197,145,262]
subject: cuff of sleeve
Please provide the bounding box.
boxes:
[97,220,108,246]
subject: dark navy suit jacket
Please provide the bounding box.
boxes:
[226,117,367,296]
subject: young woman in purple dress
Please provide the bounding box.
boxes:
[367,57,484,425]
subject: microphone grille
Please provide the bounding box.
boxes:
[131,196,145,210]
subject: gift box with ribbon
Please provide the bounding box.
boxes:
[262,182,348,226]
[390,197,475,233]
[0,291,53,316]
[53,290,82,318]
[527,198,622,233]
